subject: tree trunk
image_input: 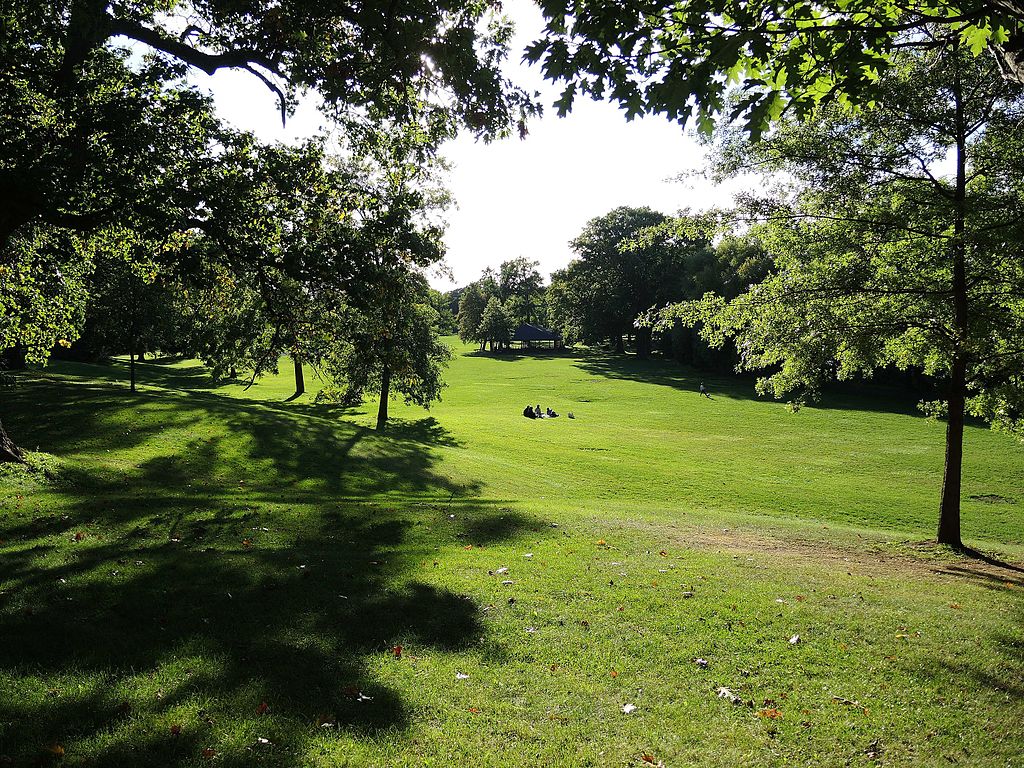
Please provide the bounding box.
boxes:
[937,356,966,547]
[636,327,652,359]
[614,335,624,354]
[0,417,26,463]
[937,56,969,549]
[376,366,391,430]
[293,354,305,397]
[129,349,136,393]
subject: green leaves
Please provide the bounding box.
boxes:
[529,0,1024,136]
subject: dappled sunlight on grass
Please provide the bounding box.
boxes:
[1,344,1023,765]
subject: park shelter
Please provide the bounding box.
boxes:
[511,323,563,350]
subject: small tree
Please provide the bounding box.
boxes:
[477,296,512,352]
[458,284,488,348]
[326,270,452,430]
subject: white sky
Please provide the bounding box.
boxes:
[192,0,741,290]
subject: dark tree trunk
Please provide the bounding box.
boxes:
[613,335,624,354]
[129,349,137,393]
[376,366,391,430]
[0,417,26,463]
[293,354,305,397]
[636,327,652,359]
[938,356,966,547]
[937,59,969,549]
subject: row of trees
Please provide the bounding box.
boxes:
[449,209,769,363]
[1,0,541,458]
[455,257,545,349]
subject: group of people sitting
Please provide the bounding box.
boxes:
[523,403,560,419]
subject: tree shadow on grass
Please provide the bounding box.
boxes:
[0,374,544,766]
[462,347,579,361]
[573,351,934,417]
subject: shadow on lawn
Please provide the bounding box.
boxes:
[0,375,542,766]
[574,351,930,416]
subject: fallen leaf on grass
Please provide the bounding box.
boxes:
[658,550,668,557]
[621,703,637,714]
[73,532,86,542]
[495,567,509,574]
[201,748,217,759]
[597,539,607,546]
[468,707,480,714]
[170,724,182,736]
[456,672,470,680]
[757,708,783,719]
[717,687,742,705]
[256,701,269,715]
[610,669,619,678]
[794,595,806,602]
[789,634,801,644]
[254,737,271,746]
[392,645,403,658]
[694,658,708,669]
[46,744,64,757]
[242,538,252,549]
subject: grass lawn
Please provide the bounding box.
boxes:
[1,339,1022,767]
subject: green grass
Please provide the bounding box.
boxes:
[1,340,1022,767]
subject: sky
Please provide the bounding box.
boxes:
[193,0,742,290]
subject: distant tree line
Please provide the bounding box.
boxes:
[449,207,770,365]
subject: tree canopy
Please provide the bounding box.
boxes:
[527,1,1024,137]
[661,46,1024,546]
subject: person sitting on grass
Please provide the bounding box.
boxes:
[546,407,559,418]
[523,405,537,418]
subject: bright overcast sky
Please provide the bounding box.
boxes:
[193,0,741,290]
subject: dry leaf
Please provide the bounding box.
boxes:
[621,703,637,714]
[757,708,783,719]
[717,687,742,705]
[170,724,182,736]
[201,748,217,759]
[597,539,607,546]
[610,669,619,678]
[392,645,403,658]
[468,707,480,714]
[256,701,269,715]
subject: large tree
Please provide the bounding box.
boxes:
[663,46,1024,548]
[548,207,711,356]
[527,0,1024,137]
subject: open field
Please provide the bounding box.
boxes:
[1,339,1022,766]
